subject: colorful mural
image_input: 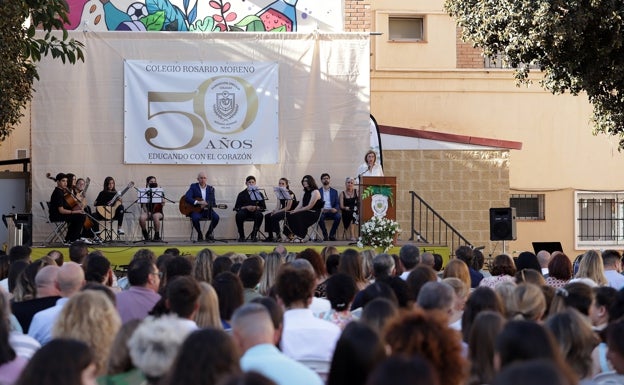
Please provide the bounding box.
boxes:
[64,0,342,32]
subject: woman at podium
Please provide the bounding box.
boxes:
[356,150,384,178]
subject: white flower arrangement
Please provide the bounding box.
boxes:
[357,215,401,253]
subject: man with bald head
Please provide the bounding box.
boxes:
[28,262,85,344]
[184,172,220,242]
[232,303,323,385]
[12,265,61,332]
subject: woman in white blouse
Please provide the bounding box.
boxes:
[356,150,384,178]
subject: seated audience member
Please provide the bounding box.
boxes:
[398,244,420,280]
[461,286,505,343]
[494,320,578,385]
[128,315,192,385]
[240,256,264,303]
[82,253,117,291]
[442,277,469,330]
[479,254,516,288]
[545,308,600,382]
[572,249,607,287]
[194,282,222,329]
[52,290,121,375]
[549,282,594,316]
[258,252,284,296]
[11,266,61,333]
[232,303,323,385]
[15,339,97,385]
[433,253,444,274]
[192,248,217,284]
[442,259,472,292]
[515,269,546,286]
[0,293,28,385]
[384,307,468,385]
[360,297,399,334]
[289,259,331,315]
[510,283,547,322]
[28,262,85,345]
[406,265,438,303]
[164,276,201,331]
[455,245,483,288]
[164,328,241,385]
[213,272,245,330]
[275,266,341,362]
[466,311,506,385]
[318,273,357,329]
[250,297,284,346]
[416,281,456,316]
[472,249,491,278]
[367,355,440,385]
[606,319,624,375]
[104,319,142,381]
[12,258,56,303]
[327,322,386,385]
[601,249,624,290]
[115,258,161,324]
[337,249,368,291]
[545,252,573,288]
[536,250,552,277]
[492,360,574,385]
[514,251,542,274]
[351,254,409,310]
[297,248,329,298]
[325,254,340,277]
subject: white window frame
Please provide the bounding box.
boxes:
[388,15,425,42]
[575,191,624,249]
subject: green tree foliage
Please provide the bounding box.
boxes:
[0,0,84,142]
[445,0,624,148]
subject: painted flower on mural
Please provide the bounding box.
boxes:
[357,216,401,253]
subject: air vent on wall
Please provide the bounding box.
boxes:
[16,149,28,159]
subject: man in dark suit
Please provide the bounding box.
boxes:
[318,173,341,241]
[184,172,219,241]
[234,176,266,242]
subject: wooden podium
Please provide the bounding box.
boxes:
[359,176,397,223]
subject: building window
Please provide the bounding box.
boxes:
[510,194,545,220]
[575,191,624,248]
[388,16,424,41]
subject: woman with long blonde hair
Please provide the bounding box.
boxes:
[194,282,222,329]
[257,252,284,296]
[52,290,121,375]
[574,249,608,286]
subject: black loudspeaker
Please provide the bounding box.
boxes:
[489,207,517,241]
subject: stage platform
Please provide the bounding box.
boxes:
[30,239,450,268]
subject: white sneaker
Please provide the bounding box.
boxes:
[79,237,93,245]
[117,228,125,235]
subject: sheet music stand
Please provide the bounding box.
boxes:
[134,188,168,243]
[249,188,268,203]
[273,186,292,201]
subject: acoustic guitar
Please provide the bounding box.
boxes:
[96,181,135,219]
[179,196,227,216]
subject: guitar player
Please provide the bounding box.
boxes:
[93,176,126,235]
[184,171,220,242]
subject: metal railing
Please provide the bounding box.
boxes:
[409,191,472,253]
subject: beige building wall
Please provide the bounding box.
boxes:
[366,0,624,256]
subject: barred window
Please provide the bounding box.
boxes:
[510,194,544,220]
[575,191,624,248]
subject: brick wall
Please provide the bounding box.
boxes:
[383,149,510,248]
[344,0,371,32]
[456,27,483,68]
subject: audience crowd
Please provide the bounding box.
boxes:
[1,243,624,385]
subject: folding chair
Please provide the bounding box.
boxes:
[40,202,67,245]
[307,210,326,242]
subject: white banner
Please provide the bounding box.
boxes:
[124,60,279,164]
